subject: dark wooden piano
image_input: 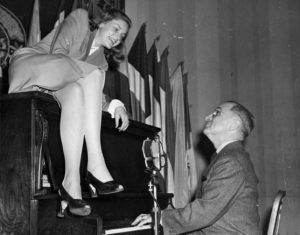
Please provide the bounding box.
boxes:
[0,92,173,235]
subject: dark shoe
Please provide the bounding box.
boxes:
[57,185,91,218]
[86,171,124,197]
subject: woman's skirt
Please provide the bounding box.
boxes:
[8,47,100,93]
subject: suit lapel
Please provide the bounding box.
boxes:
[201,141,243,182]
[81,30,109,70]
[86,48,108,69]
[82,30,96,61]
[201,152,218,182]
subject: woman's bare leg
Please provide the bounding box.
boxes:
[77,69,113,182]
[54,82,85,199]
[54,69,113,200]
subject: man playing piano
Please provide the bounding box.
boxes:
[132,101,261,235]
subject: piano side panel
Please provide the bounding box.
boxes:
[0,92,172,235]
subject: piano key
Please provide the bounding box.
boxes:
[104,224,151,234]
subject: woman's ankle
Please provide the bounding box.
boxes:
[61,179,82,199]
[87,167,113,183]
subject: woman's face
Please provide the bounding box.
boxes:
[95,19,129,49]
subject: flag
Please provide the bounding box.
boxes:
[72,0,93,12]
[159,48,176,195]
[112,45,138,120]
[27,0,41,46]
[0,66,2,93]
[54,0,66,28]
[183,72,198,201]
[182,72,191,150]
[170,62,187,207]
[147,36,161,127]
[127,23,150,123]
[170,62,198,208]
[147,37,168,191]
[103,68,132,115]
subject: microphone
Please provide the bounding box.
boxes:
[142,136,165,235]
[142,136,166,172]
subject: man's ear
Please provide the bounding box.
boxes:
[227,116,241,131]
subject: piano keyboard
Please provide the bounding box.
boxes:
[104,224,151,234]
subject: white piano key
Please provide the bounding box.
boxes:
[104,225,151,234]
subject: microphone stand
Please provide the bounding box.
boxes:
[148,169,160,235]
[143,136,165,235]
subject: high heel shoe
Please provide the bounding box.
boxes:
[57,185,91,218]
[86,171,124,197]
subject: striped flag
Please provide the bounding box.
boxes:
[159,48,176,195]
[147,37,161,127]
[117,51,139,120]
[182,72,198,201]
[0,67,2,93]
[127,23,150,123]
[147,37,168,190]
[27,0,41,46]
[170,63,198,208]
[72,0,92,12]
[54,0,66,28]
[103,69,132,115]
[182,72,192,150]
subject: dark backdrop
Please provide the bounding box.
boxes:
[1,0,74,38]
[1,0,125,38]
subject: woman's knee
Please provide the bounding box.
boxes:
[91,69,105,78]
[85,69,106,88]
[70,82,84,99]
[55,82,84,106]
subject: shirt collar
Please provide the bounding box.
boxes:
[90,39,100,56]
[216,140,239,154]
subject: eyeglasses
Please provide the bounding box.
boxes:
[211,108,221,118]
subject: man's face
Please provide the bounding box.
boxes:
[203,102,237,136]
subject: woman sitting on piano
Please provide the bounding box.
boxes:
[8,6,132,217]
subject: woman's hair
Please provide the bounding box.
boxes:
[89,7,132,69]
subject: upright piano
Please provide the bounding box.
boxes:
[0,92,173,235]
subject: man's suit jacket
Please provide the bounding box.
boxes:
[162,141,261,235]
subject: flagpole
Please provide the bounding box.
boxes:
[27,0,41,47]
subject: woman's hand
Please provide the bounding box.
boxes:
[131,214,152,227]
[114,106,129,131]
